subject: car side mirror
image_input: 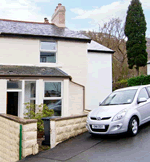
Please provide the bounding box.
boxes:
[99,102,101,106]
[138,97,147,104]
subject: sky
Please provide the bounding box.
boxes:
[0,0,150,37]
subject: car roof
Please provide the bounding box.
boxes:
[114,84,150,92]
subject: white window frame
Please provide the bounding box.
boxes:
[43,80,63,116]
[40,41,57,64]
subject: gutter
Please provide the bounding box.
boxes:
[0,32,91,43]
[88,49,115,54]
[0,75,72,79]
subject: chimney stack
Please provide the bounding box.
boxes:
[51,3,66,27]
[44,17,49,24]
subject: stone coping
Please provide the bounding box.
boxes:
[50,114,87,121]
[0,113,37,124]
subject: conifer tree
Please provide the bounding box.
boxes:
[125,0,147,76]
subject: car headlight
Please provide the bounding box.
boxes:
[112,109,127,121]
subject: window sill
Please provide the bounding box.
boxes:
[38,63,62,68]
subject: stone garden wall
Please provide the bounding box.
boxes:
[50,114,87,148]
[0,114,38,162]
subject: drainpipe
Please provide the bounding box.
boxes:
[19,124,22,160]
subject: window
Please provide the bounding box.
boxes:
[25,81,36,112]
[146,87,150,96]
[101,89,137,106]
[40,41,56,63]
[138,88,149,100]
[7,81,22,89]
[44,82,62,116]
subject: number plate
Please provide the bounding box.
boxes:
[92,124,105,129]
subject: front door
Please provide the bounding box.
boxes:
[7,92,18,116]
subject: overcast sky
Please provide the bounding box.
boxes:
[0,0,150,37]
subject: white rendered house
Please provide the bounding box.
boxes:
[0,4,113,118]
[87,40,114,110]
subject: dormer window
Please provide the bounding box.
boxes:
[40,41,57,63]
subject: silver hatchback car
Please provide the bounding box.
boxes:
[86,85,150,136]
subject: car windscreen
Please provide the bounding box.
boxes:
[101,89,137,106]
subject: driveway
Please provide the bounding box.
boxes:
[20,121,150,162]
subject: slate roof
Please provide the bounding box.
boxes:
[88,40,114,53]
[0,65,71,78]
[0,19,90,42]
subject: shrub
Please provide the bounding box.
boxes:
[113,79,128,90]
[128,75,150,86]
[24,103,54,132]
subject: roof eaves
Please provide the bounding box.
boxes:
[0,74,71,79]
[0,32,91,43]
[88,49,115,54]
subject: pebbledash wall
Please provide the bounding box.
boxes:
[0,114,38,162]
[50,114,87,148]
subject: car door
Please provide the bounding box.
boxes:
[136,88,150,124]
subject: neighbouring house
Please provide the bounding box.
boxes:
[0,3,114,118]
[147,61,150,75]
[87,40,114,110]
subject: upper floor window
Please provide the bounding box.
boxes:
[40,41,57,63]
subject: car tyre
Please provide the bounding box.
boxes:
[128,117,138,136]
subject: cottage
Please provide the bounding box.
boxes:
[0,3,114,118]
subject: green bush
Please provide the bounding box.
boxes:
[128,75,150,86]
[113,79,128,91]
[24,103,54,132]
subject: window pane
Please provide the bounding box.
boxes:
[44,100,61,116]
[30,83,36,98]
[40,52,56,63]
[7,81,22,89]
[40,57,46,62]
[25,81,36,103]
[101,89,137,105]
[41,42,56,50]
[45,82,61,97]
[30,100,35,113]
[138,88,149,100]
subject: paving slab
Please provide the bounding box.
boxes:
[20,132,102,161]
[36,132,102,161]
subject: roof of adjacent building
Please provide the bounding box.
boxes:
[88,40,114,53]
[147,60,150,64]
[0,65,71,79]
[0,19,90,42]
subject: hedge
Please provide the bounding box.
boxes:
[127,75,150,86]
[113,79,128,91]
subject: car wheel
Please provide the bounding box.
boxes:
[128,117,138,136]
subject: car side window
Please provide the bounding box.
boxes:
[146,87,150,97]
[138,88,149,100]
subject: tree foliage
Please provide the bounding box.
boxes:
[125,0,147,76]
[81,18,129,81]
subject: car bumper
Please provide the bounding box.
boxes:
[86,118,129,135]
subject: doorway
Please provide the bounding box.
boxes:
[7,92,18,116]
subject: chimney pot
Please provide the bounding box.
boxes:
[44,17,49,24]
[58,3,62,6]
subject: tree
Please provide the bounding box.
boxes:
[125,0,147,76]
[81,18,129,81]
